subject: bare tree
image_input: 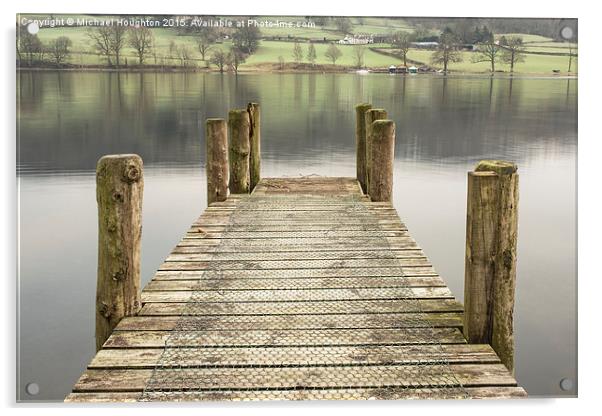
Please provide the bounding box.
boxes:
[500,36,525,74]
[392,31,413,67]
[472,37,501,73]
[278,55,285,70]
[110,26,128,67]
[431,32,462,74]
[210,49,227,73]
[87,26,127,67]
[128,26,154,65]
[228,46,247,74]
[353,45,366,68]
[17,25,44,65]
[306,43,317,65]
[324,43,342,64]
[567,43,576,72]
[178,44,192,67]
[48,36,72,65]
[87,27,113,65]
[292,42,303,63]
[195,28,218,63]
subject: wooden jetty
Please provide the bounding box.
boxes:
[66,103,525,402]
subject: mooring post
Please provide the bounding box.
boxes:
[206,118,229,205]
[95,154,143,351]
[464,160,519,373]
[355,103,372,194]
[364,108,388,194]
[228,109,251,194]
[368,120,395,202]
[247,102,261,191]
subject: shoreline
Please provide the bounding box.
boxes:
[16,66,579,78]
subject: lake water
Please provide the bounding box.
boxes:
[17,71,577,401]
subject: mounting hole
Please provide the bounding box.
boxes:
[27,22,40,35]
[560,26,574,40]
[25,382,40,396]
[559,378,574,391]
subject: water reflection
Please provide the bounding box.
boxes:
[17,71,577,400]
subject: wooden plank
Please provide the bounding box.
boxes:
[183,230,410,239]
[89,344,500,369]
[104,328,467,348]
[151,267,440,281]
[165,250,425,262]
[115,312,464,331]
[144,276,447,290]
[140,287,454,303]
[72,364,517,392]
[176,238,422,250]
[158,258,431,271]
[139,298,463,316]
[65,386,527,402]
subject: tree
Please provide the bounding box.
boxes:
[278,55,285,70]
[324,43,342,64]
[195,27,218,63]
[391,31,413,67]
[87,27,113,66]
[333,17,352,34]
[128,26,154,65]
[431,32,462,74]
[228,47,247,74]
[210,49,227,73]
[48,36,72,65]
[177,44,192,67]
[292,42,303,63]
[567,42,576,72]
[87,26,127,67]
[232,25,261,54]
[306,43,317,65]
[353,45,366,68]
[472,37,501,73]
[17,25,44,65]
[500,36,525,74]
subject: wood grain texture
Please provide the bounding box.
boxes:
[228,109,250,193]
[355,103,372,193]
[95,154,143,351]
[205,119,228,205]
[247,102,261,190]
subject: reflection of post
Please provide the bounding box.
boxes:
[206,119,229,205]
[368,120,395,202]
[464,160,519,373]
[95,154,143,351]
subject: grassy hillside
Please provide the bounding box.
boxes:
[20,14,578,75]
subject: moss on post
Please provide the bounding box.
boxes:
[228,109,251,194]
[247,102,261,191]
[464,160,518,373]
[368,120,395,202]
[355,103,372,194]
[364,108,387,194]
[95,154,143,351]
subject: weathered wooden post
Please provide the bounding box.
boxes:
[95,154,143,351]
[368,120,395,202]
[364,108,387,194]
[355,103,372,193]
[228,109,251,194]
[247,102,261,191]
[206,118,228,205]
[464,160,519,372]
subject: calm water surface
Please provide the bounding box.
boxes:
[17,71,577,400]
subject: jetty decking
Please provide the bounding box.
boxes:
[66,177,525,402]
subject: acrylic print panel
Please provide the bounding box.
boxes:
[16,13,577,401]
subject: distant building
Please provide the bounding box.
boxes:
[411,42,439,49]
[338,34,374,45]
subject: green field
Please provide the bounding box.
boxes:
[21,15,578,75]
